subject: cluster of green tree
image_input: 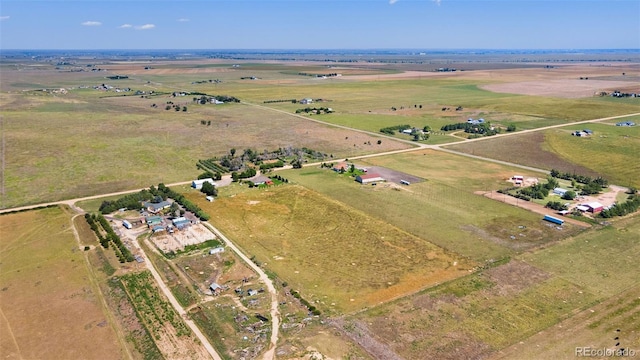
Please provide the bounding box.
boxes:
[295,107,333,114]
[298,72,340,77]
[545,201,569,211]
[259,160,284,170]
[198,171,222,180]
[192,94,240,104]
[231,168,257,182]
[440,122,500,136]
[519,177,559,199]
[599,195,640,218]
[561,190,577,200]
[263,99,297,104]
[200,182,217,197]
[199,120,212,126]
[84,213,134,262]
[99,190,155,214]
[269,175,289,184]
[289,289,321,316]
[165,239,223,259]
[380,124,411,135]
[506,124,517,132]
[291,159,303,169]
[155,183,210,221]
[550,169,608,188]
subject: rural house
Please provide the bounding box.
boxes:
[192,178,216,189]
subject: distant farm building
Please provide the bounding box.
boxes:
[171,217,191,229]
[356,173,385,184]
[300,98,313,104]
[512,175,524,185]
[572,130,592,137]
[467,118,485,125]
[400,180,411,185]
[122,220,133,229]
[206,196,215,202]
[553,188,568,196]
[192,178,216,189]
[145,215,163,227]
[584,202,604,213]
[616,121,636,127]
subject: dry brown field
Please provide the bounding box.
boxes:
[0,207,125,359]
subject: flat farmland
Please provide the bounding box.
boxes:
[0,87,409,209]
[445,122,640,188]
[0,206,124,359]
[280,150,584,262]
[186,185,474,314]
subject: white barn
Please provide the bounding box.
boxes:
[192,178,216,189]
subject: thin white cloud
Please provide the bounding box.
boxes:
[389,0,399,4]
[82,21,102,26]
[0,16,9,21]
[119,24,133,29]
[177,18,190,22]
[433,0,441,5]
[135,24,155,30]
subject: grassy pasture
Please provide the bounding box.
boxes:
[1,88,409,209]
[493,284,640,360]
[186,184,474,314]
[348,259,599,360]
[446,122,640,188]
[281,150,584,262]
[522,216,640,298]
[0,207,124,359]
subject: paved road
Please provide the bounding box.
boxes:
[202,223,281,360]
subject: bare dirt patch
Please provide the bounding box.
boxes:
[150,223,216,253]
[484,260,551,296]
[481,79,637,98]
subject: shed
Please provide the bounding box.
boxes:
[332,162,350,172]
[249,175,273,186]
[553,188,568,196]
[210,283,222,293]
[356,173,385,184]
[209,247,224,255]
[543,215,565,225]
[247,289,258,296]
[152,225,165,233]
[122,220,132,229]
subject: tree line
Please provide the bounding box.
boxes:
[84,213,135,263]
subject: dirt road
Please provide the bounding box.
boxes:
[203,223,281,360]
[132,238,223,360]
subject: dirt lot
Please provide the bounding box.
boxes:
[358,165,424,185]
[150,223,215,253]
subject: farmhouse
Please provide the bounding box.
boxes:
[300,98,313,104]
[249,175,273,186]
[192,178,216,189]
[356,173,385,184]
[333,162,350,172]
[172,217,191,229]
[144,201,171,214]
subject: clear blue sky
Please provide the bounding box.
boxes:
[1,0,639,50]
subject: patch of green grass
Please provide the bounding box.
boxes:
[523,216,640,297]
